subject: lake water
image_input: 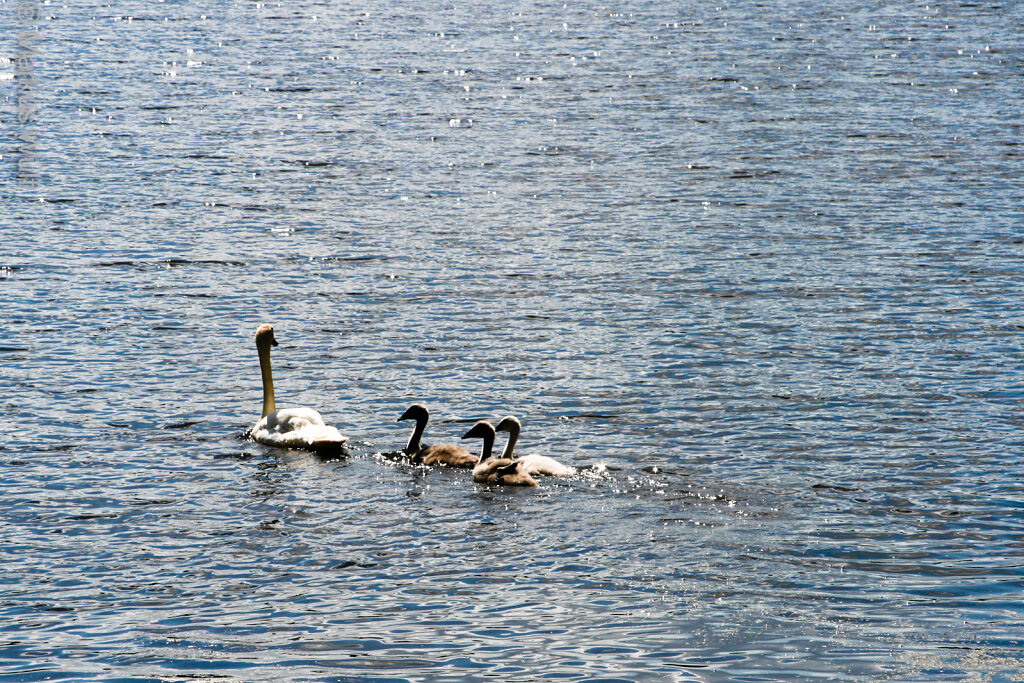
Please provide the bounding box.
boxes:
[3,0,1024,680]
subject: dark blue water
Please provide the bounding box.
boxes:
[3,0,1024,680]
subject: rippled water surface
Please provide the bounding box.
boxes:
[3,0,1024,680]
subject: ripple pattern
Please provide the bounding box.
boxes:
[3,0,1024,680]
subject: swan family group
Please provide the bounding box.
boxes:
[249,324,574,487]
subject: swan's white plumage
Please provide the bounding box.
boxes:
[249,323,347,452]
[495,415,575,477]
[516,453,575,477]
[251,407,346,450]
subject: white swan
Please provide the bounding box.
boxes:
[495,415,575,476]
[461,420,537,487]
[249,324,347,454]
[398,404,477,467]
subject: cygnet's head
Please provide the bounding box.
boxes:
[255,323,279,347]
[461,420,495,440]
[494,416,521,433]
[398,403,429,423]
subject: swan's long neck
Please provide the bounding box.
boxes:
[477,432,495,463]
[405,417,427,455]
[499,422,520,459]
[258,340,276,418]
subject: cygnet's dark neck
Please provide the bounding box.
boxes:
[477,431,495,462]
[405,416,427,455]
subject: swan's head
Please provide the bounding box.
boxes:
[461,420,495,441]
[398,403,429,423]
[255,323,279,348]
[495,416,521,433]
